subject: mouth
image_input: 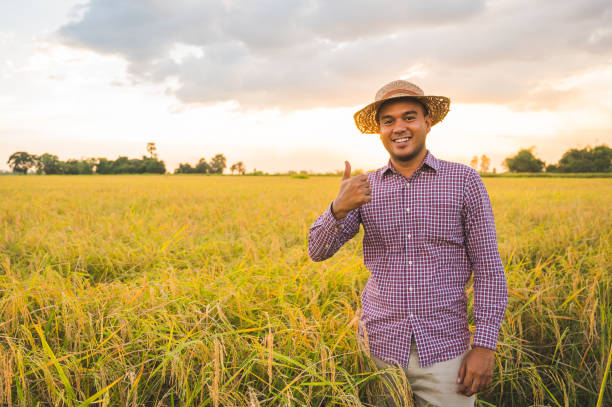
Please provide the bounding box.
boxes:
[392,136,412,144]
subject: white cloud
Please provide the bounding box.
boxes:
[54,0,612,110]
[168,43,205,65]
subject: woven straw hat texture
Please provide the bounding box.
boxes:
[353,80,450,134]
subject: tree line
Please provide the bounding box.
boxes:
[6,143,611,175]
[471,144,612,173]
[5,150,243,175]
[174,154,229,174]
[4,143,247,175]
[7,152,167,175]
[174,157,247,174]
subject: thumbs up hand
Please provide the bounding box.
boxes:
[331,161,372,220]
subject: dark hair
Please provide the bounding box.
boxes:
[375,97,429,124]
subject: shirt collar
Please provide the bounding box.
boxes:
[382,150,440,177]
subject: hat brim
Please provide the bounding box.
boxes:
[353,94,450,134]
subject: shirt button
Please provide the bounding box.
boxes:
[408,261,413,265]
[409,313,414,318]
[406,208,410,212]
[407,234,412,239]
[409,287,413,292]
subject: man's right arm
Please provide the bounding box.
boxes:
[308,160,370,261]
[307,203,361,261]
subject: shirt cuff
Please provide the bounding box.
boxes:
[321,203,346,230]
[472,324,500,351]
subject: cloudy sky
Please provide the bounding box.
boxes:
[1,0,611,173]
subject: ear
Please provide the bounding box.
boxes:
[424,114,432,133]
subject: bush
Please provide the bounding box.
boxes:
[503,148,545,172]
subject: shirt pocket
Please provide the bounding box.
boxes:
[361,186,404,250]
[424,199,464,246]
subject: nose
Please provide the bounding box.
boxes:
[392,121,408,134]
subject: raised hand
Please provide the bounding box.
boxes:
[331,161,371,220]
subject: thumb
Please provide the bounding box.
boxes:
[342,161,351,180]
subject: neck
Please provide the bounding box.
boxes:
[391,149,428,179]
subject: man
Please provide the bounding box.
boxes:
[308,80,508,406]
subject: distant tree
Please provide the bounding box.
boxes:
[469,156,478,170]
[545,164,558,173]
[230,161,246,175]
[142,156,166,174]
[249,168,265,176]
[479,155,491,174]
[7,151,36,174]
[146,142,157,159]
[554,145,612,173]
[96,158,114,174]
[62,159,93,174]
[592,145,612,172]
[210,154,227,174]
[175,163,195,174]
[34,153,62,174]
[85,158,99,173]
[195,158,211,174]
[503,148,545,172]
[91,156,165,174]
[112,156,132,174]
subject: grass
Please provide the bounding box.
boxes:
[0,175,610,406]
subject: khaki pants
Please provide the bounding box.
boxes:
[369,339,475,407]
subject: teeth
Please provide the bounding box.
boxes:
[394,138,410,143]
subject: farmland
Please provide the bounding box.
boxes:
[0,175,611,406]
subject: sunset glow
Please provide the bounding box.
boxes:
[1,0,611,173]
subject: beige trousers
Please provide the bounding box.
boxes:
[369,339,475,407]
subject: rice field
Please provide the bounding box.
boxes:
[0,175,610,406]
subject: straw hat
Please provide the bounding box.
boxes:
[353,80,450,134]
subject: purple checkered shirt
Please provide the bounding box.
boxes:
[308,151,507,368]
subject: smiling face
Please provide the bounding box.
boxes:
[377,98,432,165]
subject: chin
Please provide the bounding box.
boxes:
[393,152,419,162]
[392,145,425,162]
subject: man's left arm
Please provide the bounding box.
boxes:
[457,169,508,396]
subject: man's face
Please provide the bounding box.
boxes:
[378,98,432,163]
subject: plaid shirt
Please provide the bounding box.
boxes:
[308,151,507,367]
